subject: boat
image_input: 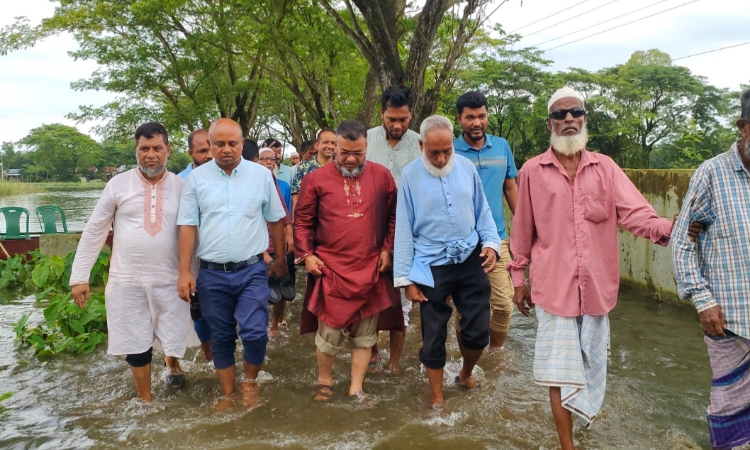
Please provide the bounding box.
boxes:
[0,232,113,260]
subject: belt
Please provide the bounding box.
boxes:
[200,255,262,272]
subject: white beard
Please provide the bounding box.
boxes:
[337,160,366,178]
[550,124,589,156]
[138,164,165,178]
[421,151,455,178]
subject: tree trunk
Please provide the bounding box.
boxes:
[358,67,380,127]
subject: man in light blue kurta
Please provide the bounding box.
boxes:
[394,114,500,407]
[177,118,287,407]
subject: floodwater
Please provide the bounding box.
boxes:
[0,185,103,233]
[0,185,716,449]
[0,288,713,449]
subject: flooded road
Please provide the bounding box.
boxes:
[1,287,712,449]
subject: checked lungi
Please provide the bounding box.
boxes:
[705,332,750,450]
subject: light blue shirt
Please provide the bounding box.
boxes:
[394,154,501,288]
[454,134,518,240]
[672,143,750,338]
[177,163,193,179]
[276,164,294,186]
[177,159,286,264]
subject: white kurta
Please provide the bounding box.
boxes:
[70,169,195,356]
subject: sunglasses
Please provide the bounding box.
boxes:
[549,108,586,120]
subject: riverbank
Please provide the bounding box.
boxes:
[0,181,104,198]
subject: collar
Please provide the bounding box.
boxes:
[135,166,169,186]
[539,147,599,170]
[210,158,243,177]
[729,141,750,173]
[455,133,493,152]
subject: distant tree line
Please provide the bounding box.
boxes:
[0,1,746,172]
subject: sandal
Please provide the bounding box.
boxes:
[313,384,333,402]
[166,373,187,389]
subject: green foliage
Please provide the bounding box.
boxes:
[19,124,102,182]
[0,255,35,291]
[0,391,12,411]
[13,292,106,356]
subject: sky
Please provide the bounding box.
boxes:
[0,0,748,144]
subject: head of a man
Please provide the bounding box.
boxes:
[335,120,367,177]
[290,151,300,165]
[380,85,415,141]
[208,118,243,171]
[546,87,588,156]
[419,115,455,178]
[242,139,259,162]
[456,91,489,144]
[263,138,283,166]
[258,147,276,171]
[134,122,170,179]
[187,129,212,167]
[300,140,316,162]
[317,128,336,162]
[738,89,750,160]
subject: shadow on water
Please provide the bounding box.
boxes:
[1,281,712,449]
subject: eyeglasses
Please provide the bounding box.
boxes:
[339,151,364,158]
[258,157,276,162]
[549,108,586,120]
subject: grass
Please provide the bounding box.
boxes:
[0,180,105,198]
[0,181,44,197]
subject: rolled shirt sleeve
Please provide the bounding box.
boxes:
[671,167,717,312]
[177,173,200,226]
[394,176,416,287]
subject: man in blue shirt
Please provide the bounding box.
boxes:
[395,115,500,408]
[177,118,288,409]
[177,129,213,179]
[454,91,518,353]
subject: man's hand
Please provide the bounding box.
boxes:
[377,251,392,273]
[687,222,703,242]
[268,257,289,279]
[480,247,497,274]
[71,283,90,309]
[177,271,195,302]
[405,284,428,302]
[304,255,325,277]
[285,226,294,254]
[514,285,533,317]
[699,305,727,337]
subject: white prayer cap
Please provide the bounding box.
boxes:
[548,87,585,112]
[259,147,274,155]
[289,151,299,157]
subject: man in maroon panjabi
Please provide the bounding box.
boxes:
[294,119,401,402]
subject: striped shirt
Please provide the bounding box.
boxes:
[672,142,750,338]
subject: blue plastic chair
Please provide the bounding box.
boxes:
[36,206,68,234]
[0,207,30,240]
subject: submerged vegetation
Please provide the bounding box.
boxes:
[3,249,110,356]
[0,181,44,198]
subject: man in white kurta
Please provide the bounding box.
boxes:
[70,122,192,401]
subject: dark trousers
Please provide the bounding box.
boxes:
[197,261,270,370]
[418,245,491,369]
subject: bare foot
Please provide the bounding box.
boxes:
[313,384,333,402]
[350,391,378,408]
[430,395,444,409]
[367,360,383,374]
[486,346,503,357]
[241,380,260,408]
[456,370,479,389]
[201,341,213,362]
[214,396,234,411]
[268,328,281,339]
[387,362,400,375]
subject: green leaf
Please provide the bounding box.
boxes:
[0,392,12,403]
[68,319,84,335]
[49,256,65,278]
[31,264,49,288]
[27,334,46,348]
[12,314,29,335]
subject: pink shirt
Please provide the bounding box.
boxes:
[508,148,672,317]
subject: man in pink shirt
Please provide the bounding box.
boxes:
[508,87,674,450]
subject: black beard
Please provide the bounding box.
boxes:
[464,130,485,143]
[384,125,404,141]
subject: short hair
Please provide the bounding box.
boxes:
[741,89,750,122]
[187,129,207,151]
[317,128,335,141]
[300,139,315,153]
[380,85,416,111]
[336,120,367,141]
[242,139,259,161]
[262,138,282,149]
[135,122,168,146]
[456,91,489,115]
[420,115,453,141]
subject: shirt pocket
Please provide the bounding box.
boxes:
[582,192,610,224]
[239,196,264,218]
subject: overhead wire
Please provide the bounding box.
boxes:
[509,0,595,33]
[542,0,701,51]
[521,0,624,39]
[672,41,750,61]
[532,0,672,47]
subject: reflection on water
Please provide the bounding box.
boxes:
[0,186,103,234]
[0,286,711,449]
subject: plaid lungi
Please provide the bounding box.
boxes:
[533,306,610,426]
[705,332,750,450]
